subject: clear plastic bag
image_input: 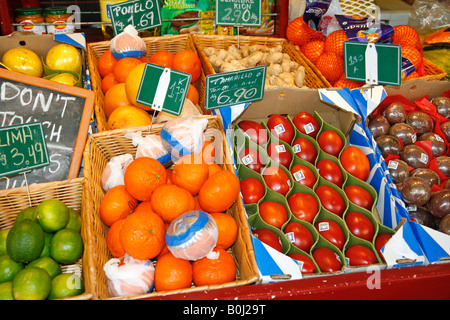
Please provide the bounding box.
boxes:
[101,153,134,192]
[155,98,203,124]
[409,0,450,35]
[125,131,172,168]
[110,25,147,59]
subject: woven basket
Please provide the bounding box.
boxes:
[192,34,332,89]
[83,115,259,300]
[0,177,94,300]
[87,34,207,133]
[416,58,447,82]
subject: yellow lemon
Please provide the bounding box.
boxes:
[1,48,43,77]
[49,73,78,86]
[45,44,82,73]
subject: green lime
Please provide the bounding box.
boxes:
[50,229,84,264]
[48,273,84,300]
[40,232,54,258]
[0,255,24,283]
[28,256,61,279]
[35,199,69,233]
[15,207,37,225]
[66,208,82,233]
[12,266,51,300]
[6,220,44,263]
[0,282,14,300]
[0,228,11,256]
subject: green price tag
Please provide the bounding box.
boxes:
[344,41,402,86]
[205,66,266,110]
[136,63,191,116]
[0,122,49,177]
[109,0,162,35]
[215,0,262,27]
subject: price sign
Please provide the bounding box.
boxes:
[344,41,402,86]
[215,0,262,27]
[136,63,191,116]
[205,66,266,110]
[109,0,162,35]
[0,122,49,177]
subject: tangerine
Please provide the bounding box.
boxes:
[192,248,236,286]
[393,25,421,50]
[186,84,199,106]
[133,201,155,214]
[124,157,167,201]
[107,105,153,130]
[154,252,192,292]
[172,50,202,83]
[333,74,364,89]
[172,154,210,196]
[401,45,422,70]
[106,218,126,258]
[198,170,240,213]
[97,49,118,78]
[150,184,196,223]
[149,51,174,68]
[208,163,223,177]
[209,212,238,249]
[113,57,143,83]
[300,40,325,64]
[286,17,312,46]
[324,30,348,57]
[99,185,137,227]
[119,211,166,260]
[101,72,118,94]
[103,83,132,118]
[315,52,345,83]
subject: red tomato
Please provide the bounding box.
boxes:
[266,114,295,144]
[290,164,316,188]
[312,247,342,272]
[288,253,317,274]
[292,137,317,164]
[239,147,266,173]
[267,142,293,168]
[238,120,268,145]
[345,244,377,266]
[314,219,345,250]
[344,185,374,211]
[315,185,346,217]
[340,146,370,181]
[284,221,314,252]
[253,228,283,252]
[263,165,291,196]
[344,211,375,242]
[292,112,320,139]
[240,177,265,205]
[317,130,344,157]
[259,201,289,229]
[375,233,392,261]
[287,192,319,223]
[316,159,344,187]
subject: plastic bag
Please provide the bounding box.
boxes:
[104,254,155,297]
[303,0,332,31]
[110,25,146,59]
[155,98,203,124]
[409,0,450,35]
[318,0,343,36]
[101,153,134,192]
[124,131,172,168]
[165,211,219,261]
[160,117,208,161]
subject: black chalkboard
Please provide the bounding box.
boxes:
[0,68,94,189]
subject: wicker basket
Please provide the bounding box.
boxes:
[87,34,207,133]
[416,58,447,82]
[192,34,332,89]
[0,177,94,300]
[83,115,259,300]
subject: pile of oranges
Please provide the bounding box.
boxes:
[99,140,241,293]
[96,48,201,130]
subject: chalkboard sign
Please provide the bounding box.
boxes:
[204,66,266,110]
[0,68,94,190]
[109,0,162,36]
[216,0,262,27]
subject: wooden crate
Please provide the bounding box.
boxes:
[83,115,259,299]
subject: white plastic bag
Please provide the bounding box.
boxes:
[155,98,203,124]
[124,131,172,167]
[110,25,146,59]
[101,153,134,192]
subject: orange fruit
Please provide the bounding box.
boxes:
[150,184,196,223]
[154,252,192,292]
[192,248,236,286]
[138,55,150,63]
[186,84,199,106]
[300,40,325,64]
[286,17,315,46]
[315,52,345,83]
[209,212,238,249]
[124,157,167,201]
[149,51,174,68]
[405,71,419,81]
[198,170,240,213]
[156,223,170,259]
[201,139,216,164]
[119,211,166,260]
[106,218,126,258]
[101,72,118,94]
[99,185,137,227]
[107,105,153,130]
[324,30,348,57]
[133,201,154,214]
[103,83,132,118]
[193,196,205,211]
[124,63,149,110]
[208,163,222,177]
[393,25,421,50]
[166,168,173,185]
[401,45,423,70]
[97,49,117,78]
[333,74,364,89]
[113,57,143,83]
[172,50,202,83]
[172,154,210,196]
